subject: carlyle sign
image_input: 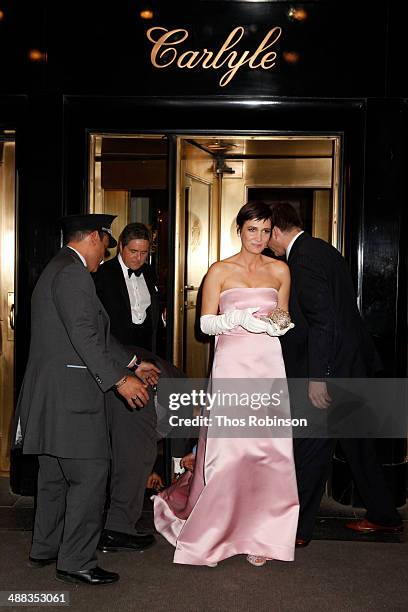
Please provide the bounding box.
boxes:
[146,26,282,87]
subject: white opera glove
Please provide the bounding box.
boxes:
[235,309,269,333]
[200,307,266,336]
[265,321,295,337]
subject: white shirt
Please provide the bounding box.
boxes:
[118,253,151,325]
[67,245,87,267]
[286,231,304,260]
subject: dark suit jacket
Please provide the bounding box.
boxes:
[14,247,133,459]
[280,232,380,379]
[93,256,160,352]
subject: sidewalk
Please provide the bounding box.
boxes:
[1,478,407,612]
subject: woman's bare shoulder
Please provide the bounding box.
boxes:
[262,257,290,287]
[262,256,289,273]
[209,255,239,272]
[205,260,233,281]
[207,260,227,273]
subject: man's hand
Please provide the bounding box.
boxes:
[180,452,196,473]
[146,471,164,491]
[308,381,332,409]
[136,361,161,386]
[116,375,150,408]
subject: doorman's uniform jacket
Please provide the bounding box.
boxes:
[14,247,133,459]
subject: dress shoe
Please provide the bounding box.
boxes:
[295,538,311,548]
[345,518,403,534]
[98,529,156,553]
[28,556,57,568]
[56,566,119,585]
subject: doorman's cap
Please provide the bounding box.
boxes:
[61,214,117,248]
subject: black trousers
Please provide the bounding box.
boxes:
[294,437,401,540]
[130,318,153,351]
[31,454,108,571]
[104,390,157,535]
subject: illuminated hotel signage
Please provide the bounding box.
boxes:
[146,26,282,87]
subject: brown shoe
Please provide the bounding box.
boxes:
[345,519,403,534]
[295,538,310,547]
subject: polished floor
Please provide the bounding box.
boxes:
[1,478,407,612]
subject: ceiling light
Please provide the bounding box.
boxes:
[28,49,47,62]
[288,7,308,22]
[283,51,300,64]
[140,9,154,19]
[207,140,239,153]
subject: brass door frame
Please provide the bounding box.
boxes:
[0,135,16,475]
[173,139,221,369]
[181,173,213,374]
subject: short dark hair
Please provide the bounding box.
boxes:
[119,223,151,247]
[269,202,303,232]
[236,201,271,232]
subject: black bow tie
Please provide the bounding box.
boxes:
[128,267,143,278]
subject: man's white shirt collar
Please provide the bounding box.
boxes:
[286,231,304,260]
[118,253,150,324]
[67,245,87,267]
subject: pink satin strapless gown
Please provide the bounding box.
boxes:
[153,288,299,565]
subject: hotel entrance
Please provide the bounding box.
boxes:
[87,132,342,378]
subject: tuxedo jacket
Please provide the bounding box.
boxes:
[14,247,133,459]
[93,256,160,352]
[280,233,380,379]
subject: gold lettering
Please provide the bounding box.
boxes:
[177,50,203,69]
[219,51,252,87]
[211,27,245,68]
[201,49,215,68]
[248,27,282,69]
[147,27,189,68]
[203,50,237,69]
[146,26,282,86]
[259,51,277,70]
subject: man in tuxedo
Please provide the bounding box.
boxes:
[268,202,402,545]
[14,214,159,585]
[93,222,162,352]
[94,223,187,552]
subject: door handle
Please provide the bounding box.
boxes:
[9,303,15,330]
[184,285,195,291]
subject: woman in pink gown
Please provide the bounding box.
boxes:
[154,201,299,566]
